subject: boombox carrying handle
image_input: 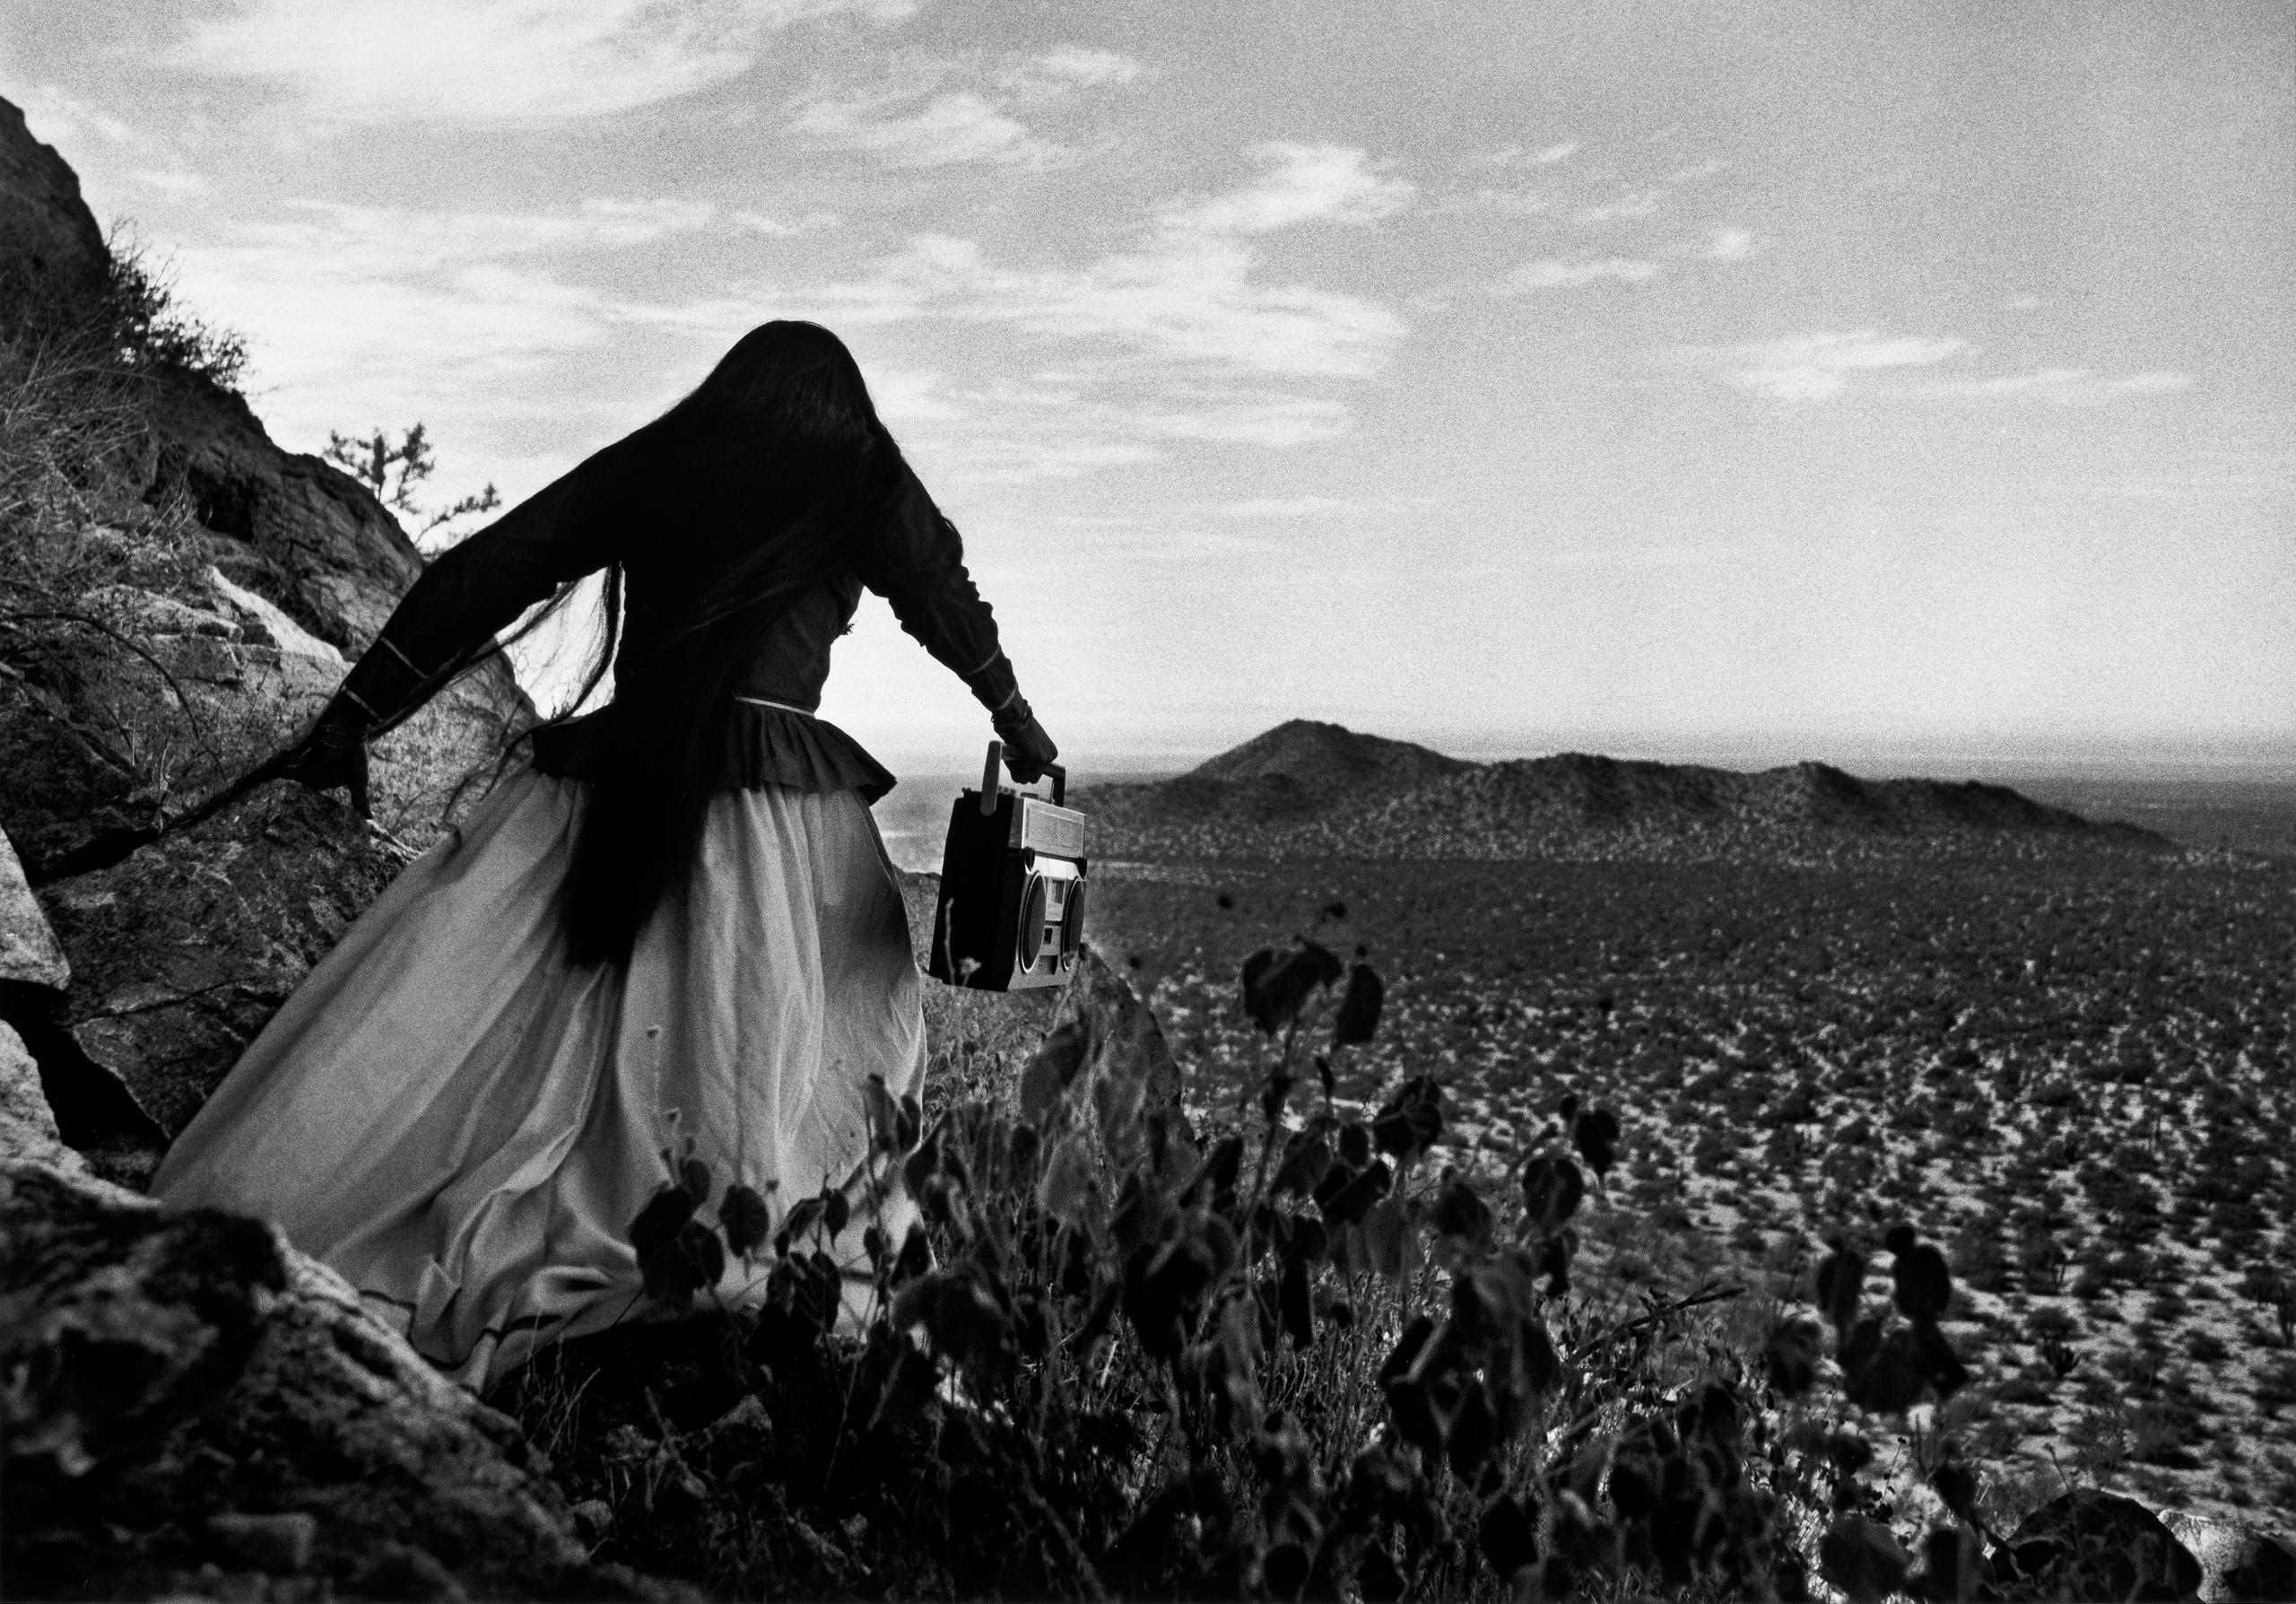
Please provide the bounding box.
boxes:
[979,740,1066,810]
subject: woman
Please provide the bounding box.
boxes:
[153,321,1057,1390]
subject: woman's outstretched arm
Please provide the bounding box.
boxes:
[854,463,1058,780]
[273,463,615,811]
[329,466,604,731]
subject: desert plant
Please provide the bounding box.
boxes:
[98,231,248,390]
[0,233,265,837]
[2235,1262,2296,1347]
[488,923,2018,1602]
[324,423,500,540]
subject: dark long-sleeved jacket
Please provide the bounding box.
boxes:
[334,455,1022,800]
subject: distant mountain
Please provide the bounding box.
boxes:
[1071,727,2173,864]
[1190,719,1474,792]
[1111,720,1474,829]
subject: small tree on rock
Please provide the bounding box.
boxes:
[325,423,500,540]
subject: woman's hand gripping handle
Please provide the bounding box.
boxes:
[993,694,1058,787]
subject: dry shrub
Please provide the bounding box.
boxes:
[497,939,2020,1601]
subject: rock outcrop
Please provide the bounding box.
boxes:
[0,89,529,869]
[0,97,108,304]
[0,1016,68,1167]
[39,784,413,1150]
[0,92,535,1152]
[0,1030,668,1600]
[0,822,67,991]
[0,370,530,867]
[0,105,670,1598]
[135,360,534,840]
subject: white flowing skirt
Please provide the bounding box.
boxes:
[152,768,926,1390]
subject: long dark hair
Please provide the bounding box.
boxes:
[505,321,908,965]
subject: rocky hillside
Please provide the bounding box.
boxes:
[0,94,528,870]
[0,106,684,1600]
[1076,726,2172,864]
[0,94,532,1177]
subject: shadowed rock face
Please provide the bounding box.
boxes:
[0,92,530,867]
[0,99,107,304]
[0,99,663,1582]
[0,95,536,1155]
[0,1100,673,1600]
[0,358,531,865]
[38,785,413,1147]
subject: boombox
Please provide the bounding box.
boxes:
[928,740,1088,991]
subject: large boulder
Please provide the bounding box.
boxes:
[2164,1511,2296,1604]
[0,824,156,1172]
[0,1054,670,1600]
[0,1017,76,1169]
[37,783,413,1154]
[0,823,66,992]
[1996,1488,2205,1601]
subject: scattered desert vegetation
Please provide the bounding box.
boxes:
[494,937,1995,1600]
[1089,846,2294,1539]
[481,803,2292,1600]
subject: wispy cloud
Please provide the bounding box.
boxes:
[166,196,746,484]
[782,142,1412,379]
[163,128,1413,493]
[1574,188,1663,225]
[1433,141,1578,214]
[1714,329,1965,402]
[731,208,840,236]
[1900,368,2194,405]
[1159,142,1413,237]
[1433,187,1550,217]
[1482,142,1578,169]
[1497,257,1663,293]
[801,231,1404,379]
[19,83,143,148]
[224,196,721,277]
[1700,226,1759,261]
[794,46,1141,169]
[1706,333,2192,406]
[794,85,1059,169]
[735,145,1414,479]
[1004,46,1144,92]
[170,0,915,127]
[129,170,210,196]
[1211,494,1359,519]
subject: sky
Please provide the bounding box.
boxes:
[4,0,2291,779]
